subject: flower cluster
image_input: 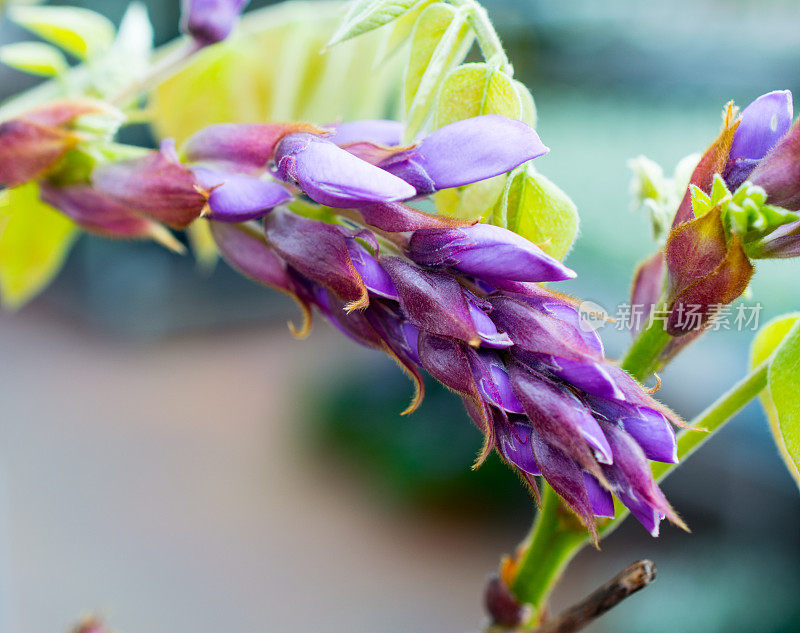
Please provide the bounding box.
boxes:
[0,102,686,537]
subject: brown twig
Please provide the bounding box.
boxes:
[531,560,657,633]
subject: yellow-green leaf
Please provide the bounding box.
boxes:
[751,314,800,490]
[9,5,115,60]
[0,182,77,310]
[494,164,579,260]
[403,3,472,140]
[0,41,68,76]
[434,62,520,127]
[432,63,520,220]
[328,0,422,47]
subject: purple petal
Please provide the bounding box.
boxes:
[181,0,250,46]
[489,294,603,362]
[748,119,800,211]
[408,223,575,283]
[630,251,665,337]
[194,168,292,222]
[750,219,800,258]
[418,332,477,395]
[470,351,524,414]
[730,90,793,161]
[532,354,626,401]
[509,363,612,471]
[619,415,678,464]
[380,257,481,344]
[528,425,598,538]
[467,299,513,348]
[380,115,549,192]
[598,422,682,535]
[583,473,614,518]
[346,239,399,300]
[209,221,294,292]
[496,421,540,476]
[275,133,416,208]
[264,209,368,308]
[328,119,404,147]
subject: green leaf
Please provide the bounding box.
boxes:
[403,3,473,139]
[328,0,422,47]
[494,164,579,260]
[9,5,115,60]
[0,182,77,310]
[751,314,800,489]
[434,62,520,127]
[0,41,68,77]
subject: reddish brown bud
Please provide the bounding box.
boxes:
[0,120,77,188]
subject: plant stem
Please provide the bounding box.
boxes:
[508,358,770,618]
[617,305,672,382]
[511,486,586,616]
[453,0,513,75]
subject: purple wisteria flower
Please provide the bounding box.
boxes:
[210,205,685,540]
[180,0,250,46]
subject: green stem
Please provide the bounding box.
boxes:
[617,304,672,382]
[453,0,513,75]
[510,486,586,617]
[508,358,770,618]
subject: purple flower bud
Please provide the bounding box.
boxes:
[598,422,685,536]
[379,115,548,194]
[209,220,294,293]
[182,122,327,173]
[381,256,482,345]
[92,147,207,229]
[508,362,612,472]
[193,168,291,222]
[274,133,416,208]
[180,0,250,46]
[730,90,793,161]
[408,223,575,283]
[470,351,523,413]
[264,209,370,310]
[488,293,603,362]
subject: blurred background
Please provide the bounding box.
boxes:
[1,1,799,632]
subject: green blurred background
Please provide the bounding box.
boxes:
[0,1,798,632]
